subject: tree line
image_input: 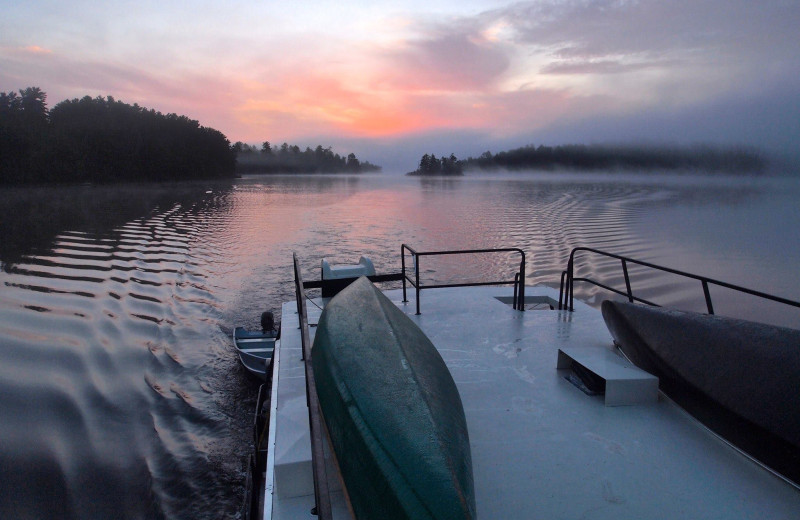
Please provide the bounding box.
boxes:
[407,153,463,176]
[1,87,236,184]
[462,144,767,173]
[234,141,381,173]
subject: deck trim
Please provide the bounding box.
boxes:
[262,338,281,520]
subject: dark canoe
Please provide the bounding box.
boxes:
[311,277,476,520]
[601,300,800,485]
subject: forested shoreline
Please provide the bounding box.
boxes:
[1,87,236,184]
[234,141,380,174]
[3,86,768,184]
[463,144,767,173]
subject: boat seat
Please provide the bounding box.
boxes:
[557,347,658,406]
[236,338,274,344]
[321,256,376,280]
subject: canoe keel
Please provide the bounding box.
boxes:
[312,277,476,520]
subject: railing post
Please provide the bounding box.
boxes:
[415,253,421,315]
[293,256,306,360]
[568,255,575,311]
[621,259,634,303]
[401,245,408,303]
[702,280,715,315]
[518,254,526,311]
[569,272,574,312]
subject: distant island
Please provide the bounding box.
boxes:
[407,153,464,176]
[1,87,236,184]
[461,144,767,173]
[234,141,381,174]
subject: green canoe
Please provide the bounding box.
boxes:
[311,277,476,520]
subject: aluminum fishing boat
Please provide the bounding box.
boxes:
[233,326,277,379]
[243,245,800,520]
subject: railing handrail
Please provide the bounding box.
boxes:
[559,246,800,314]
[292,253,332,520]
[401,244,526,314]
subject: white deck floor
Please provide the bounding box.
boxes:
[266,285,800,519]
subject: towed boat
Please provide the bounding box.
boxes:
[244,246,800,520]
[233,326,277,379]
[601,300,800,485]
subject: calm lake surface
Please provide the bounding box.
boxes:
[1,170,799,518]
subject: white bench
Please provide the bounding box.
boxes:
[321,256,376,280]
[557,347,659,406]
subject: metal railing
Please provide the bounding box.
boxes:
[292,253,332,519]
[559,246,800,314]
[303,272,404,297]
[401,244,526,315]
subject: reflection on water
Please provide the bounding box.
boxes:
[0,182,236,269]
[1,171,798,518]
[0,181,246,519]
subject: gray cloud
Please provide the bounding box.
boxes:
[349,0,800,167]
[502,0,800,64]
[535,83,800,152]
[540,59,662,75]
[318,74,800,173]
[383,31,510,89]
[0,49,180,102]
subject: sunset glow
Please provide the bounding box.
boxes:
[2,1,799,169]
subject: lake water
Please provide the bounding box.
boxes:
[1,171,799,518]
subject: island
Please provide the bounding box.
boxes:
[461,144,767,173]
[406,153,464,176]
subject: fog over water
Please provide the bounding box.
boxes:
[1,171,798,518]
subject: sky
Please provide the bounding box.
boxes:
[2,0,799,171]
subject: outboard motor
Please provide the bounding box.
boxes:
[261,311,275,333]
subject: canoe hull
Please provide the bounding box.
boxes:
[312,277,476,520]
[601,300,800,484]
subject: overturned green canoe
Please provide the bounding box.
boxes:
[311,277,476,520]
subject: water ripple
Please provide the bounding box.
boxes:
[0,189,247,518]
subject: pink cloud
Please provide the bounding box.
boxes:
[220,55,607,144]
[227,72,430,140]
[0,11,642,148]
[21,45,53,55]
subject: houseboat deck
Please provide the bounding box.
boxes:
[261,284,800,519]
